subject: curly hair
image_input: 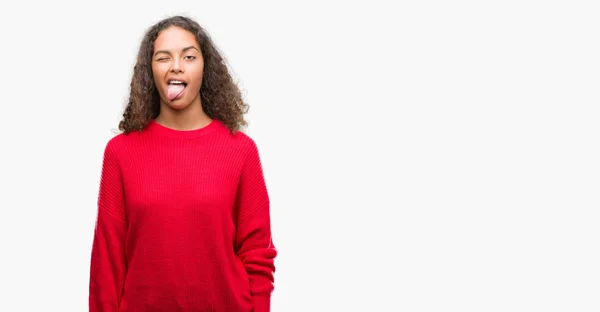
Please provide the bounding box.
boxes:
[118,15,249,135]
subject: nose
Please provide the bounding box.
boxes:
[170,58,183,73]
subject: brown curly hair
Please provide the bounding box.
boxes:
[118,15,249,135]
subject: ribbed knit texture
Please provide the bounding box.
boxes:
[89,118,277,312]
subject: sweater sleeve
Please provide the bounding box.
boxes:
[89,139,128,312]
[234,141,277,312]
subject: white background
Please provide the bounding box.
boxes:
[0,1,598,311]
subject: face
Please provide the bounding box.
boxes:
[152,26,204,110]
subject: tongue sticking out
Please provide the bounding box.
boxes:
[167,84,185,101]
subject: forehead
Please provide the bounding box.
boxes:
[154,26,199,51]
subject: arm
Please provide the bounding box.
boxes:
[234,141,278,312]
[89,139,128,312]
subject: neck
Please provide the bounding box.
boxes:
[156,95,212,130]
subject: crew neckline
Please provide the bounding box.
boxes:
[147,118,220,139]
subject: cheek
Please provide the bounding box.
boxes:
[190,68,204,87]
[152,64,168,78]
[151,67,161,85]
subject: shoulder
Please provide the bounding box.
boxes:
[104,125,151,149]
[232,130,257,149]
[215,120,260,153]
[230,129,262,160]
[212,121,265,167]
[102,130,141,160]
[103,132,127,151]
[100,133,124,165]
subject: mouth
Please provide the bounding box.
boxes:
[166,79,188,101]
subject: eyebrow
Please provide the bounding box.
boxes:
[154,46,200,56]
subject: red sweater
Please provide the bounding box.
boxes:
[89,118,277,312]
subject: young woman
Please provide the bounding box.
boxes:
[89,15,277,312]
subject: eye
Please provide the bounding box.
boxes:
[156,57,169,62]
[184,55,196,60]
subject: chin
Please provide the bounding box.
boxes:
[166,101,192,110]
[160,94,186,108]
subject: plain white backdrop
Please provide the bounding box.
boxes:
[0,1,598,311]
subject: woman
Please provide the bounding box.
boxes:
[89,15,277,312]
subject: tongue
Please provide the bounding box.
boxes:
[167,84,185,100]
